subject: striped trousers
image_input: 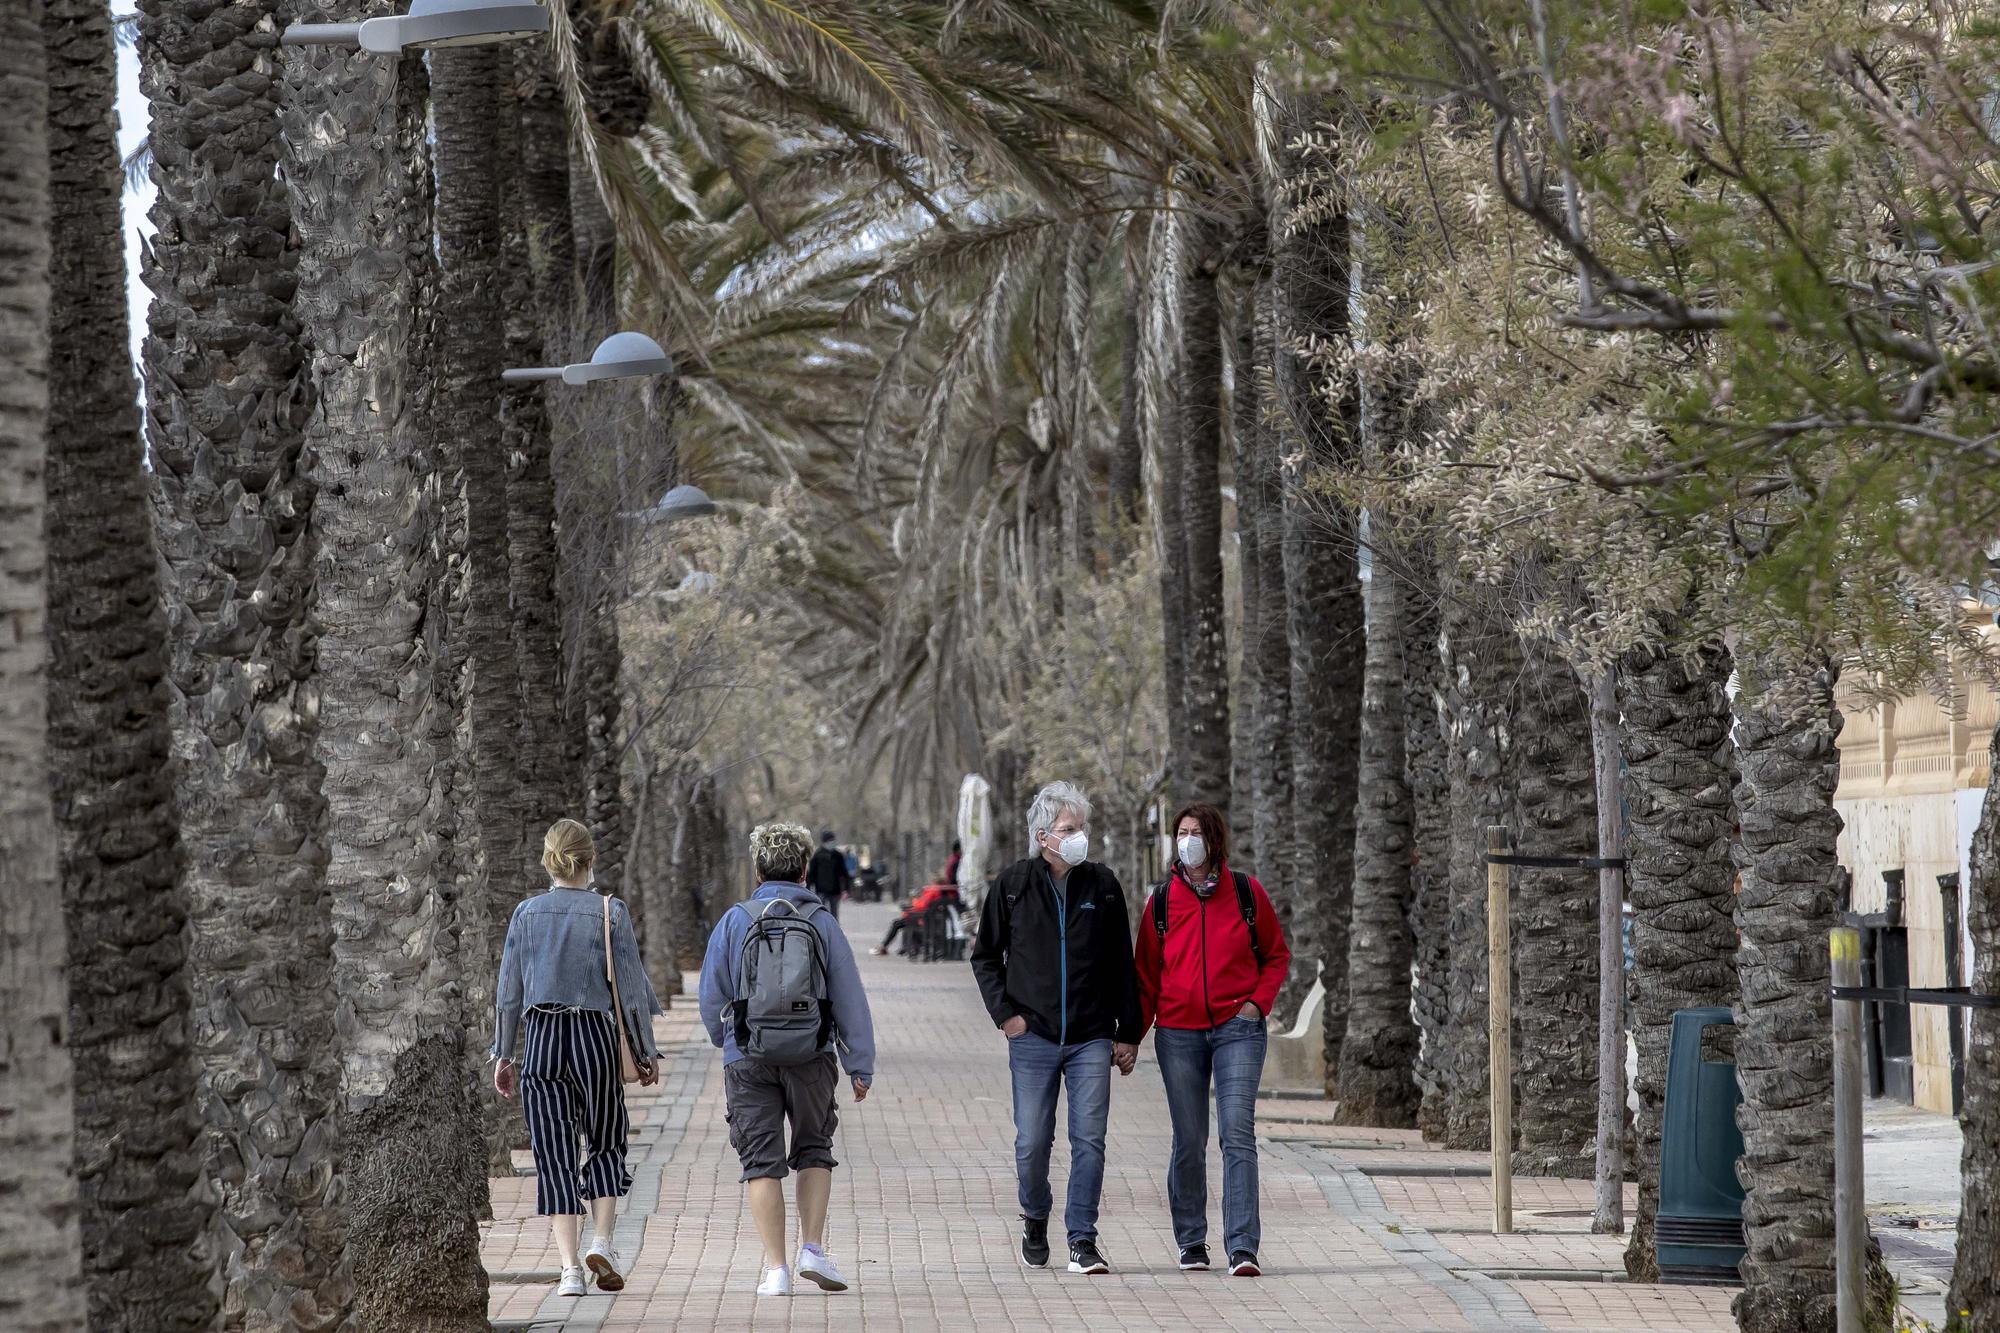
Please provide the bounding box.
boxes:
[521,1007,633,1215]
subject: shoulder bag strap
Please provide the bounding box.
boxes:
[601,895,645,1080]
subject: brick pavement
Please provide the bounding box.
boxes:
[482,903,1755,1332]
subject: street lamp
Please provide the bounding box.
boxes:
[502,331,674,386]
[282,0,549,51]
[632,484,719,524]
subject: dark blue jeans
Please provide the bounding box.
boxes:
[1155,1016,1267,1256]
[1008,1032,1113,1245]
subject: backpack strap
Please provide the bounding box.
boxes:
[1149,880,1170,943]
[1232,870,1265,968]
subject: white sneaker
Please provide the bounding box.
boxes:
[796,1244,848,1292]
[584,1236,624,1292]
[756,1265,792,1297]
[557,1266,588,1297]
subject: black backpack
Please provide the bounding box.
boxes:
[1150,870,1264,967]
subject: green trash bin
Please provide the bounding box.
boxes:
[1657,1006,1747,1283]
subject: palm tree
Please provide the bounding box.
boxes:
[1618,631,1737,1280]
[1952,722,2000,1329]
[0,12,87,1326]
[1439,579,1517,1149]
[1401,556,1453,1141]
[1175,194,1233,816]
[1509,638,1600,1178]
[278,29,485,1326]
[43,0,215,1322]
[138,0,350,1321]
[1240,280,1293,892]
[1333,536,1419,1126]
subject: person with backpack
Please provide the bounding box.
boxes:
[698,822,876,1298]
[491,819,665,1299]
[970,780,1142,1276]
[1134,802,1291,1279]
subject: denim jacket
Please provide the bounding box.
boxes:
[491,885,665,1063]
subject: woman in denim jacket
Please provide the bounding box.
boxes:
[492,819,665,1297]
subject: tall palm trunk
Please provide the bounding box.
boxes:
[1509,639,1600,1177]
[1402,558,1453,1140]
[1245,280,1292,891]
[1333,532,1419,1125]
[1272,94,1363,1045]
[1108,234,1144,529]
[1951,722,2000,1330]
[0,15,86,1327]
[138,1,350,1323]
[1227,279,1261,865]
[44,0,214,1321]
[1178,208,1232,816]
[281,30,486,1328]
[1730,650,1889,1332]
[1439,578,1517,1149]
[1618,632,1737,1280]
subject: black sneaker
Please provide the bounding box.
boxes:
[1177,1243,1211,1271]
[1067,1240,1110,1275]
[1228,1250,1260,1277]
[1020,1216,1050,1268]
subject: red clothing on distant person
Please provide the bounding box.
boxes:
[1135,861,1290,1035]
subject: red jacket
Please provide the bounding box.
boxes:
[1135,863,1291,1035]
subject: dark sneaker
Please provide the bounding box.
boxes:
[1177,1243,1210,1271]
[1067,1240,1110,1275]
[1020,1216,1050,1268]
[1228,1251,1260,1277]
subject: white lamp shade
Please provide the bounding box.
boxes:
[561,331,673,385]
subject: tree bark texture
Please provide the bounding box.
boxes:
[1333,536,1419,1126]
[1951,721,2000,1330]
[138,0,350,1322]
[282,30,487,1329]
[1402,562,1453,1142]
[1729,651,1854,1333]
[1245,281,1293,897]
[1178,215,1232,819]
[44,0,216,1322]
[1228,282,1260,867]
[1108,240,1143,528]
[1439,579,1517,1150]
[1509,639,1600,1178]
[1272,93,1362,1045]
[0,14,88,1327]
[1618,635,1738,1281]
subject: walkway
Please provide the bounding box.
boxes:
[483,902,1748,1332]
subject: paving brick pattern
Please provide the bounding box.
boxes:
[482,904,1746,1332]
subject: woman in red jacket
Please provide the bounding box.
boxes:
[1135,802,1290,1278]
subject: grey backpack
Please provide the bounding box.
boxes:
[730,898,832,1066]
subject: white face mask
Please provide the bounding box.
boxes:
[1177,834,1207,868]
[1051,830,1089,866]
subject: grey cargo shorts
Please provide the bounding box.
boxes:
[724,1052,840,1181]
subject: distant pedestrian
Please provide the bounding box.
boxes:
[970,781,1141,1276]
[1135,803,1291,1278]
[944,838,962,887]
[808,829,852,920]
[699,823,877,1298]
[492,819,666,1298]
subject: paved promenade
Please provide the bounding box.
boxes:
[483,902,1751,1332]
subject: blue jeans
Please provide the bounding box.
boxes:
[1008,1033,1113,1245]
[1155,1016,1267,1256]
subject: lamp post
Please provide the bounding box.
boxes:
[502,331,673,386]
[282,0,549,51]
[627,483,718,524]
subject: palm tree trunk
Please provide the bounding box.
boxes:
[1245,280,1292,892]
[1951,721,2000,1330]
[1617,632,1737,1280]
[1177,215,1232,819]
[1272,94,1363,1046]
[1333,532,1419,1126]
[1440,578,1518,1149]
[1108,233,1143,529]
[1402,558,1453,1141]
[1730,648,1888,1332]
[281,32,487,1329]
[1228,281,1261,866]
[43,0,214,1321]
[0,17,87,1327]
[1510,639,1600,1178]
[138,0,351,1323]
[1143,207,1190,785]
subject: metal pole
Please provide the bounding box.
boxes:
[1831,926,1866,1333]
[1488,825,1513,1234]
[1588,669,1626,1233]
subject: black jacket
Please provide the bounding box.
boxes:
[808,845,849,900]
[971,856,1142,1046]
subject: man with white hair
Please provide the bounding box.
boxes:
[970,780,1141,1276]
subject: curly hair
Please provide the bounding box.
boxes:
[750,822,815,883]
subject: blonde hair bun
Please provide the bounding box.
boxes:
[542,818,597,880]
